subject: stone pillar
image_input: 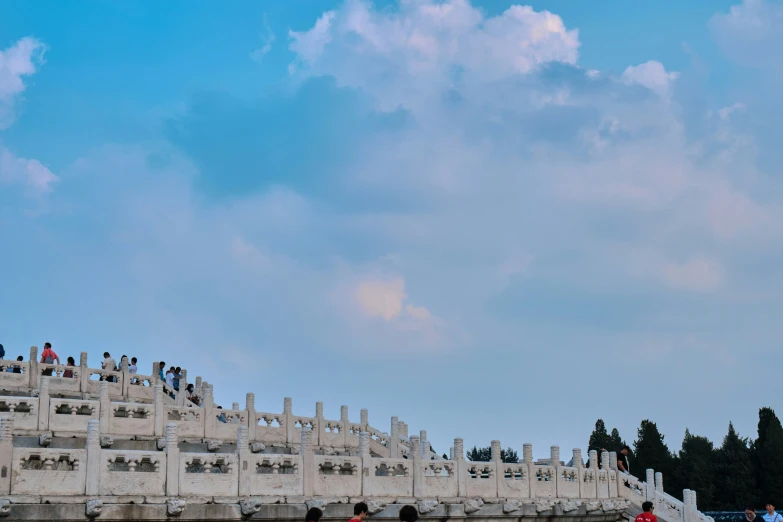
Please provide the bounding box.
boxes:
[390,416,399,458]
[246,393,256,441]
[655,472,663,492]
[203,384,215,438]
[86,420,101,495]
[195,376,202,398]
[180,369,188,394]
[28,346,39,389]
[359,431,370,495]
[120,357,130,398]
[152,361,160,384]
[492,440,502,496]
[589,449,598,469]
[523,443,534,463]
[315,402,324,447]
[165,423,180,496]
[455,437,467,497]
[683,490,693,522]
[449,447,455,460]
[420,430,428,458]
[609,451,618,471]
[0,416,13,494]
[202,384,214,409]
[646,468,655,501]
[284,397,294,445]
[301,428,314,496]
[401,422,408,438]
[600,450,610,470]
[551,445,561,465]
[154,384,165,437]
[38,376,50,431]
[99,380,110,434]
[340,405,349,447]
[410,436,423,497]
[360,409,368,427]
[232,402,239,411]
[237,426,250,496]
[79,351,89,394]
[572,448,583,467]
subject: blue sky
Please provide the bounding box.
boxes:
[2,0,782,461]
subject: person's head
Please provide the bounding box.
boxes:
[217,406,223,409]
[187,383,194,391]
[621,445,631,455]
[131,357,137,364]
[67,356,75,365]
[354,502,369,519]
[17,355,23,361]
[642,502,654,513]
[159,361,165,368]
[305,507,323,522]
[399,505,419,522]
[767,504,775,514]
[44,342,51,349]
[176,366,181,373]
[121,355,127,361]
[103,352,110,358]
[746,506,757,520]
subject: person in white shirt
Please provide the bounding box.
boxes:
[764,504,781,522]
[165,366,176,398]
[102,352,116,382]
[129,357,138,384]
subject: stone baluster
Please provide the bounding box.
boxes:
[600,450,610,470]
[237,425,250,496]
[301,428,314,496]
[572,448,585,499]
[359,431,370,495]
[28,346,39,389]
[551,445,561,465]
[0,416,13,494]
[99,381,110,434]
[315,402,324,447]
[655,471,663,492]
[410,436,423,497]
[202,383,213,409]
[232,402,239,411]
[683,490,693,522]
[38,376,50,431]
[455,437,467,496]
[165,423,180,496]
[646,468,655,501]
[589,449,598,469]
[360,408,368,427]
[202,384,215,438]
[340,405,349,447]
[86,420,101,495]
[195,376,202,398]
[246,393,256,441]
[152,361,160,384]
[608,451,619,497]
[179,369,188,402]
[401,422,408,438]
[572,448,583,467]
[491,440,502,495]
[420,430,428,458]
[523,443,534,463]
[449,447,455,460]
[282,397,293,445]
[120,356,130,398]
[609,451,618,471]
[79,351,89,394]
[390,416,399,458]
[154,384,165,437]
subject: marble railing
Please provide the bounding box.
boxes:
[0,414,711,522]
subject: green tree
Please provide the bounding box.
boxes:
[676,429,715,509]
[467,445,520,463]
[713,422,755,510]
[753,408,783,506]
[633,419,675,483]
[610,428,627,452]
[588,419,612,453]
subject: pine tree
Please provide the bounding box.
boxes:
[753,408,783,506]
[677,429,715,509]
[610,428,626,452]
[633,419,675,483]
[466,445,519,463]
[588,419,612,453]
[713,422,755,510]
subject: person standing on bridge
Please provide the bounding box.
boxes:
[635,502,657,522]
[763,503,781,522]
[349,502,369,522]
[617,445,631,474]
[747,506,766,522]
[40,342,60,376]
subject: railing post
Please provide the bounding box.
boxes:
[284,397,293,445]
[179,369,188,404]
[655,472,663,493]
[246,393,256,441]
[120,357,130,398]
[79,352,88,394]
[86,420,100,495]
[28,346,39,389]
[390,416,399,458]
[609,451,618,470]
[360,409,368,428]
[646,468,655,501]
[410,436,423,497]
[340,405,349,447]
[165,422,179,496]
[315,402,324,447]
[203,384,215,438]
[420,430,429,458]
[573,448,584,498]
[455,437,467,497]
[195,376,202,400]
[99,381,110,434]
[38,377,50,431]
[359,431,370,495]
[0,416,13,494]
[154,384,165,437]
[301,428,314,496]
[152,361,159,384]
[524,443,535,498]
[492,440,503,496]
[608,451,619,497]
[238,425,250,496]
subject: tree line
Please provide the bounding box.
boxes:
[587,407,783,511]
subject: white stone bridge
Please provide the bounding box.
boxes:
[0,347,712,522]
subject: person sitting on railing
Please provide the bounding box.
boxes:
[102,352,117,383]
[129,357,139,384]
[40,342,60,375]
[185,383,200,405]
[63,357,76,378]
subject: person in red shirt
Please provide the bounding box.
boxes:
[40,342,60,376]
[636,502,657,522]
[349,502,368,522]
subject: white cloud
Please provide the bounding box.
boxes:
[710,0,783,72]
[250,14,276,62]
[354,276,435,323]
[0,36,46,130]
[622,60,679,95]
[0,145,57,192]
[664,259,725,292]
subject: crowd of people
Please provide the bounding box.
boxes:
[305,502,419,522]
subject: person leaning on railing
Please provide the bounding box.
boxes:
[63,357,76,378]
[40,342,60,376]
